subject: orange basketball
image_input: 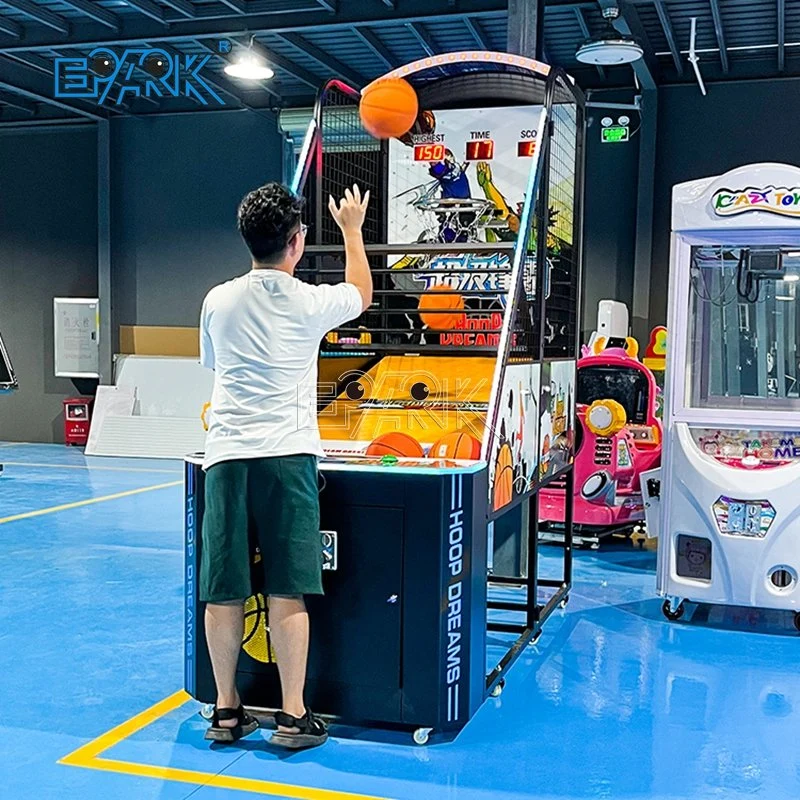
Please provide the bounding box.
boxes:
[359,78,419,140]
[429,431,482,460]
[366,431,424,458]
[418,285,466,330]
[493,442,514,511]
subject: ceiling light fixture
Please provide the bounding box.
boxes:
[224,37,274,81]
[576,6,644,66]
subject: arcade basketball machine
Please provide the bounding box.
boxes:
[658,163,800,628]
[185,52,585,742]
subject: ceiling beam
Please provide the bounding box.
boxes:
[158,0,197,18]
[463,16,489,50]
[598,0,656,90]
[0,55,107,119]
[59,0,119,30]
[248,39,323,89]
[353,27,396,69]
[778,0,785,73]
[0,0,506,52]
[121,0,167,25]
[381,0,396,8]
[708,0,728,74]
[575,7,605,79]
[0,0,69,34]
[0,89,36,113]
[0,13,22,37]
[316,0,337,11]
[279,31,366,86]
[406,22,437,56]
[218,0,246,12]
[5,51,54,75]
[652,0,683,76]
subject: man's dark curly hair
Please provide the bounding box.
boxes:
[237,182,305,264]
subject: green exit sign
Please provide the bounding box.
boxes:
[601,125,629,143]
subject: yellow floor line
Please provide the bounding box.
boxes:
[60,690,389,800]
[1,461,180,474]
[60,691,190,763]
[0,480,182,525]
[71,758,389,800]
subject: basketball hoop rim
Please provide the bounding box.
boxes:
[361,50,552,94]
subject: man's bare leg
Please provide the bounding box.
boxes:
[268,595,309,731]
[205,600,245,728]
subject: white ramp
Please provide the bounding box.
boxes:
[87,356,212,460]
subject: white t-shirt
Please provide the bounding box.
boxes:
[200,269,363,470]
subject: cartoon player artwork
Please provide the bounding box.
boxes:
[539,361,576,482]
[430,149,472,200]
[476,162,520,242]
[388,106,537,344]
[488,363,540,511]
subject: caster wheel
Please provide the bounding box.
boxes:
[529,630,542,646]
[590,543,600,551]
[794,612,800,633]
[662,599,685,621]
[560,595,570,609]
[490,679,506,698]
[413,727,432,746]
[199,704,215,720]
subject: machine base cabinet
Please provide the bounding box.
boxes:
[185,458,488,735]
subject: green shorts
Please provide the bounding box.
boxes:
[200,455,323,603]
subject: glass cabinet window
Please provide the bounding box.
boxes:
[687,245,800,411]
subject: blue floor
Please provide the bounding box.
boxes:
[2,442,799,800]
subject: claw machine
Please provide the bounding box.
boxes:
[658,163,800,629]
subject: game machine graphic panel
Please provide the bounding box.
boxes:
[658,163,800,628]
[185,55,585,741]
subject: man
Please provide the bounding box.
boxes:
[198,182,371,749]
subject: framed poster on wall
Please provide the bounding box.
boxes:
[54,297,100,378]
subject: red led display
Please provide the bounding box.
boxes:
[465,140,495,161]
[413,143,445,162]
[517,140,536,157]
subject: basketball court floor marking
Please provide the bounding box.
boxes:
[0,480,181,525]
[1,460,180,474]
[59,691,389,800]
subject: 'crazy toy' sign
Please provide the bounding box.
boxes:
[712,186,800,217]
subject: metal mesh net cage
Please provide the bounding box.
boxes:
[541,74,582,359]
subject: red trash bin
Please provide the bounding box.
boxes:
[63,397,94,446]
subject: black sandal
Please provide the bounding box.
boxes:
[270,709,329,749]
[204,704,259,743]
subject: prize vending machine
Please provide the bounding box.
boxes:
[658,163,800,629]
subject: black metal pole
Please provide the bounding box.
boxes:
[526,494,540,628]
[563,464,574,589]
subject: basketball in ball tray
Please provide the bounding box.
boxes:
[359,78,419,139]
[429,431,482,460]
[366,431,425,458]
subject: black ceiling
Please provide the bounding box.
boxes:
[0,0,797,122]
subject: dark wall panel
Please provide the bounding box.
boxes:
[652,78,800,325]
[111,110,284,330]
[0,127,98,443]
[581,102,639,340]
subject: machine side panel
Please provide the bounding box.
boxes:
[184,461,215,703]
[400,475,446,727]
[467,468,489,715]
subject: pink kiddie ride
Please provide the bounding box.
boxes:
[540,337,662,548]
